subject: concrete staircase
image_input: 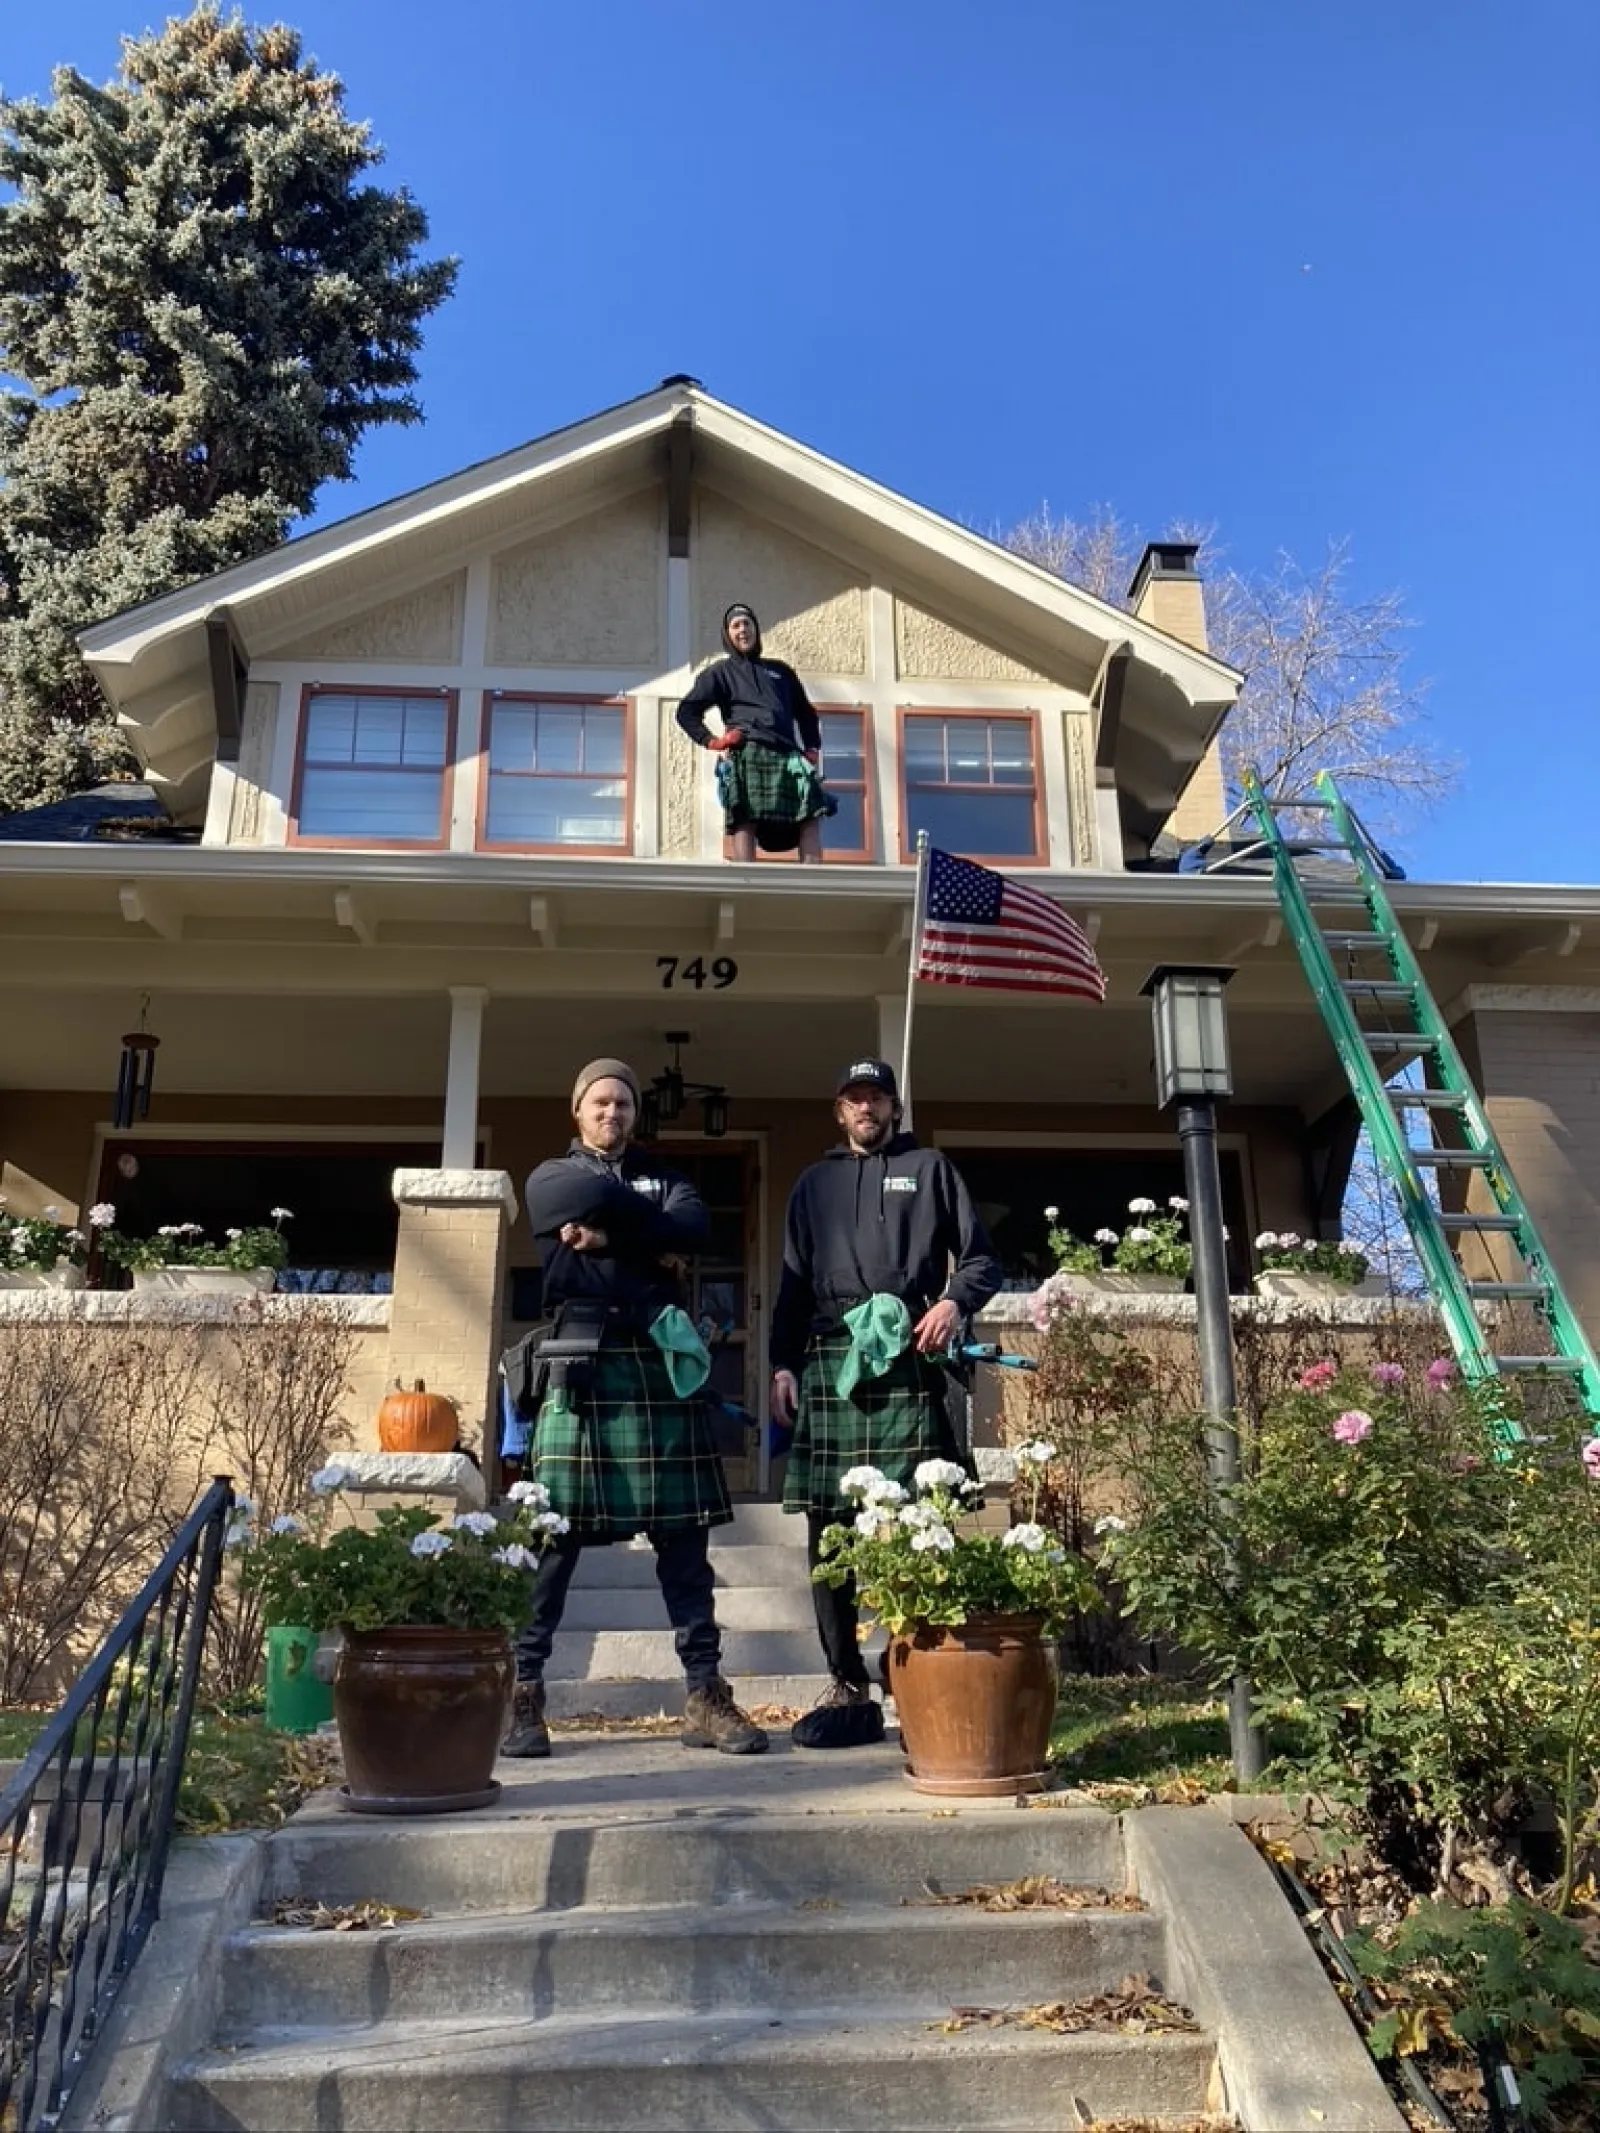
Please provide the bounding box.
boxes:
[547,1500,845,1716]
[165,1799,1219,2131]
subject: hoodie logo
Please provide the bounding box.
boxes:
[883,1176,917,1194]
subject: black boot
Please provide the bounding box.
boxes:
[791,1678,886,1750]
[501,1678,550,1759]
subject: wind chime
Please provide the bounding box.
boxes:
[112,996,161,1131]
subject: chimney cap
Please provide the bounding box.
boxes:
[1127,541,1201,606]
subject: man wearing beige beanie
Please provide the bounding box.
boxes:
[502,1058,767,1757]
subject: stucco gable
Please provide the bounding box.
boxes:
[693,492,866,674]
[892,597,1052,685]
[278,573,466,664]
[488,492,662,667]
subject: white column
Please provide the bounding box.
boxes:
[877,993,909,1112]
[443,987,489,1169]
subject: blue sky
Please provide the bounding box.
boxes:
[8,2,1596,882]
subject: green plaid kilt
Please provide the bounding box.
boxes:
[531,1337,733,1542]
[782,1331,967,1516]
[716,742,830,837]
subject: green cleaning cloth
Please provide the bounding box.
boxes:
[835,1294,914,1400]
[649,1306,713,1397]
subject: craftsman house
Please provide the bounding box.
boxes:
[2,379,1597,1478]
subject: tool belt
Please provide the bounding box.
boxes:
[503,1299,618,1415]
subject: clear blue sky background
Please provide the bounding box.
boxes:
[7,2,1597,882]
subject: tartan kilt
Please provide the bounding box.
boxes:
[530,1337,733,1542]
[782,1331,967,1516]
[716,742,831,835]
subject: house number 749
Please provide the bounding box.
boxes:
[657,957,739,990]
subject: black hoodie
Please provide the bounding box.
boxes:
[524,1140,709,1321]
[769,1134,1001,1375]
[674,607,822,755]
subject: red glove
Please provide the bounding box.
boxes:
[803,749,820,766]
[709,729,746,753]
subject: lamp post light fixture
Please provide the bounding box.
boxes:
[1140,964,1266,1784]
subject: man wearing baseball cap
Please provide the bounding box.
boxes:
[770,1059,1000,1748]
[502,1057,767,1759]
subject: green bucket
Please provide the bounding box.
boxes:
[264,1624,334,1735]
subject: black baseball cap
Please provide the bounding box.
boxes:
[836,1058,899,1098]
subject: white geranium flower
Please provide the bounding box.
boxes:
[1278,1232,1302,1249]
[1001,1522,1048,1553]
[910,1524,956,1554]
[452,1511,498,1536]
[1093,1228,1119,1245]
[533,1511,570,1535]
[1093,1514,1128,1536]
[1128,1197,1157,1215]
[42,1205,60,1219]
[269,1514,305,1537]
[1168,1196,1189,1213]
[854,1509,895,1539]
[839,1465,891,1500]
[1254,1232,1279,1249]
[309,1464,352,1496]
[157,1225,180,1238]
[270,1207,294,1222]
[410,1531,452,1558]
[1014,1440,1058,1468]
[864,1477,907,1507]
[225,1228,243,1242]
[493,1543,539,1570]
[912,1458,967,1492]
[1043,1205,1060,1222]
[88,1203,116,1229]
[898,1501,948,1531]
[507,1478,550,1507]
[1126,1227,1153,1244]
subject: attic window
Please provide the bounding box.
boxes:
[479,695,632,852]
[290,689,455,848]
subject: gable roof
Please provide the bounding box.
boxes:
[78,381,1241,827]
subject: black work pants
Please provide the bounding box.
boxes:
[514,1525,722,1691]
[806,1511,871,1688]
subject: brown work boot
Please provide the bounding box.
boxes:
[681,1677,769,1755]
[501,1678,550,1759]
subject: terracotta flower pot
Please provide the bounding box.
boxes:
[333,1626,514,1814]
[886,1612,1059,1797]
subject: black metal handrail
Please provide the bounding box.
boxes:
[0,1476,234,2131]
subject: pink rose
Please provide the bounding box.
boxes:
[1372,1362,1405,1389]
[1426,1358,1456,1390]
[1582,1438,1600,1483]
[1298,1361,1338,1392]
[1332,1409,1375,1445]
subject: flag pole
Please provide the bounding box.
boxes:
[899,832,932,1129]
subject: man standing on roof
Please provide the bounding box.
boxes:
[770,1059,1001,1748]
[501,1057,767,1760]
[675,603,835,861]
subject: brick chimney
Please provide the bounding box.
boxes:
[1127,542,1223,842]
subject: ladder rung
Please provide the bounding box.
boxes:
[1412,1150,1493,1169]
[1439,1213,1522,1232]
[1263,797,1332,812]
[1389,1088,1469,1108]
[1303,885,1370,904]
[1341,979,1414,1000]
[1363,1032,1440,1051]
[1321,932,1390,951]
[1494,1355,1589,1375]
[1469,1282,1550,1301]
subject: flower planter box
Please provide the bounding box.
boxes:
[0,1264,85,1290]
[1052,1271,1185,1297]
[129,1267,276,1296]
[1253,1271,1388,1300]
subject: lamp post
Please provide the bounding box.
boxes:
[1140,965,1266,1784]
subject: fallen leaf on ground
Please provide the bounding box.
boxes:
[937,1973,1197,2036]
[913,1875,1144,1913]
[266,1899,425,1930]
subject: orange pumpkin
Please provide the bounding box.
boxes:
[377,1378,458,1454]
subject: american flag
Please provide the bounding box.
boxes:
[913,848,1106,1000]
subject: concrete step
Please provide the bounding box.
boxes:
[558,1585,817,1632]
[570,1541,808,1589]
[544,1628,829,1680]
[170,2008,1215,2132]
[261,1807,1126,1914]
[221,1901,1167,2032]
[543,1674,832,1718]
[714,1503,805,1545]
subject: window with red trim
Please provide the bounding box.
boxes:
[818,709,872,860]
[900,712,1041,861]
[481,696,631,851]
[294,691,451,844]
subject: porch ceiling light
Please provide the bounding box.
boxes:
[640,1032,730,1142]
[1140,966,1235,1109]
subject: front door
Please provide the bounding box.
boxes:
[661,1139,765,1495]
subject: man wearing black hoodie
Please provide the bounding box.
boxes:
[770,1060,1000,1748]
[675,602,834,860]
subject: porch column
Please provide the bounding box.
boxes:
[442,986,488,1169]
[877,993,909,1107]
[386,1169,517,1457]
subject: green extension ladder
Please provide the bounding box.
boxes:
[1211,766,1600,1434]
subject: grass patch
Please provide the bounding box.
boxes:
[0,1705,335,1832]
[1050,1674,1316,1795]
